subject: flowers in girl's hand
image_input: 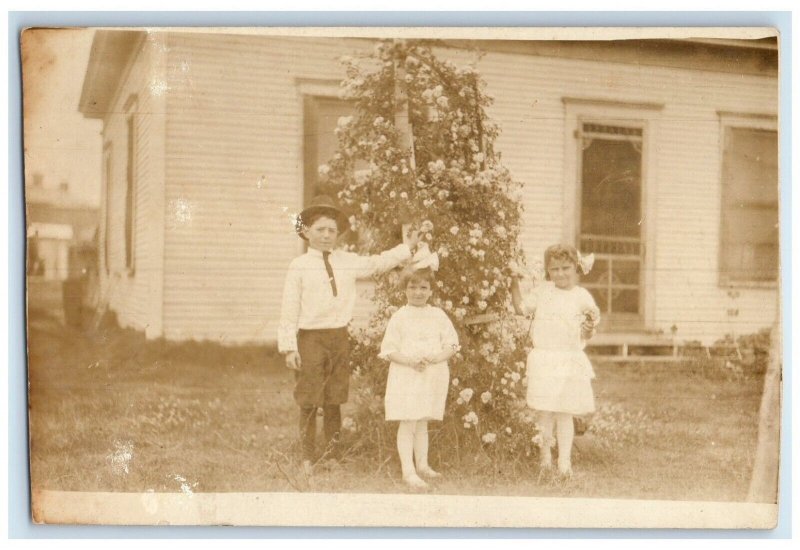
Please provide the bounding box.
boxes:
[420,220,434,233]
[583,308,600,326]
[480,391,492,404]
[481,432,496,444]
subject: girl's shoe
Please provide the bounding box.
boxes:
[417,466,441,478]
[403,474,429,489]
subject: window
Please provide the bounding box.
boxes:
[719,114,778,284]
[102,143,112,274]
[124,96,138,273]
[303,95,356,208]
[302,94,369,248]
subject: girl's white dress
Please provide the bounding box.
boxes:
[520,282,600,415]
[380,305,459,421]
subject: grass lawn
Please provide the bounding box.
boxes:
[28,309,763,501]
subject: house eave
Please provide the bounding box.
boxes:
[78,30,146,120]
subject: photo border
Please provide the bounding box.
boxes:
[7,10,793,538]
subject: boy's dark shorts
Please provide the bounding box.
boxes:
[295,327,351,407]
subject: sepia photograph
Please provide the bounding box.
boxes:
[21,25,782,528]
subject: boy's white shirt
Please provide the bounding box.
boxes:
[277,243,412,353]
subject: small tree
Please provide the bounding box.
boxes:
[320,40,536,466]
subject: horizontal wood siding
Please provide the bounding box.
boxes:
[472,48,778,343]
[101,35,166,337]
[163,35,372,342]
[161,35,778,344]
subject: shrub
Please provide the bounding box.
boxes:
[319,40,545,463]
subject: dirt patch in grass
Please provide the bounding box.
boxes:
[28,311,763,501]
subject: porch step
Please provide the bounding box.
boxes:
[586,332,680,361]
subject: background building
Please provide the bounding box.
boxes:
[79,31,779,345]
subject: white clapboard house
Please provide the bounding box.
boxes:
[78,31,779,350]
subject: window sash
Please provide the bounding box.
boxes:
[719,123,778,284]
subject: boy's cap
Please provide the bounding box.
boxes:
[296,195,349,240]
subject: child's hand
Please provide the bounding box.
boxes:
[403,224,421,250]
[410,356,427,372]
[284,351,302,371]
[580,310,599,340]
[403,353,425,371]
[507,260,527,279]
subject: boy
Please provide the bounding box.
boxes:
[278,195,420,471]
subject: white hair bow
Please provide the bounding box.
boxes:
[578,251,595,275]
[410,242,440,272]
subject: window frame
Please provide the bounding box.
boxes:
[102,142,113,275]
[123,94,138,276]
[717,111,778,288]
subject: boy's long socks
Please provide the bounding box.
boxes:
[299,406,317,461]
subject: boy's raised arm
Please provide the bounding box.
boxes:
[353,228,420,278]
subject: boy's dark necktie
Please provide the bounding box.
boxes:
[322,251,338,297]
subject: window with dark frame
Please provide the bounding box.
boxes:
[303,95,356,209]
[124,111,136,273]
[303,95,368,247]
[103,145,112,274]
[720,125,778,284]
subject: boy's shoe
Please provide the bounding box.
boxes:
[417,466,441,478]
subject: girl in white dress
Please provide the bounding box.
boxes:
[510,244,600,476]
[380,266,459,489]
